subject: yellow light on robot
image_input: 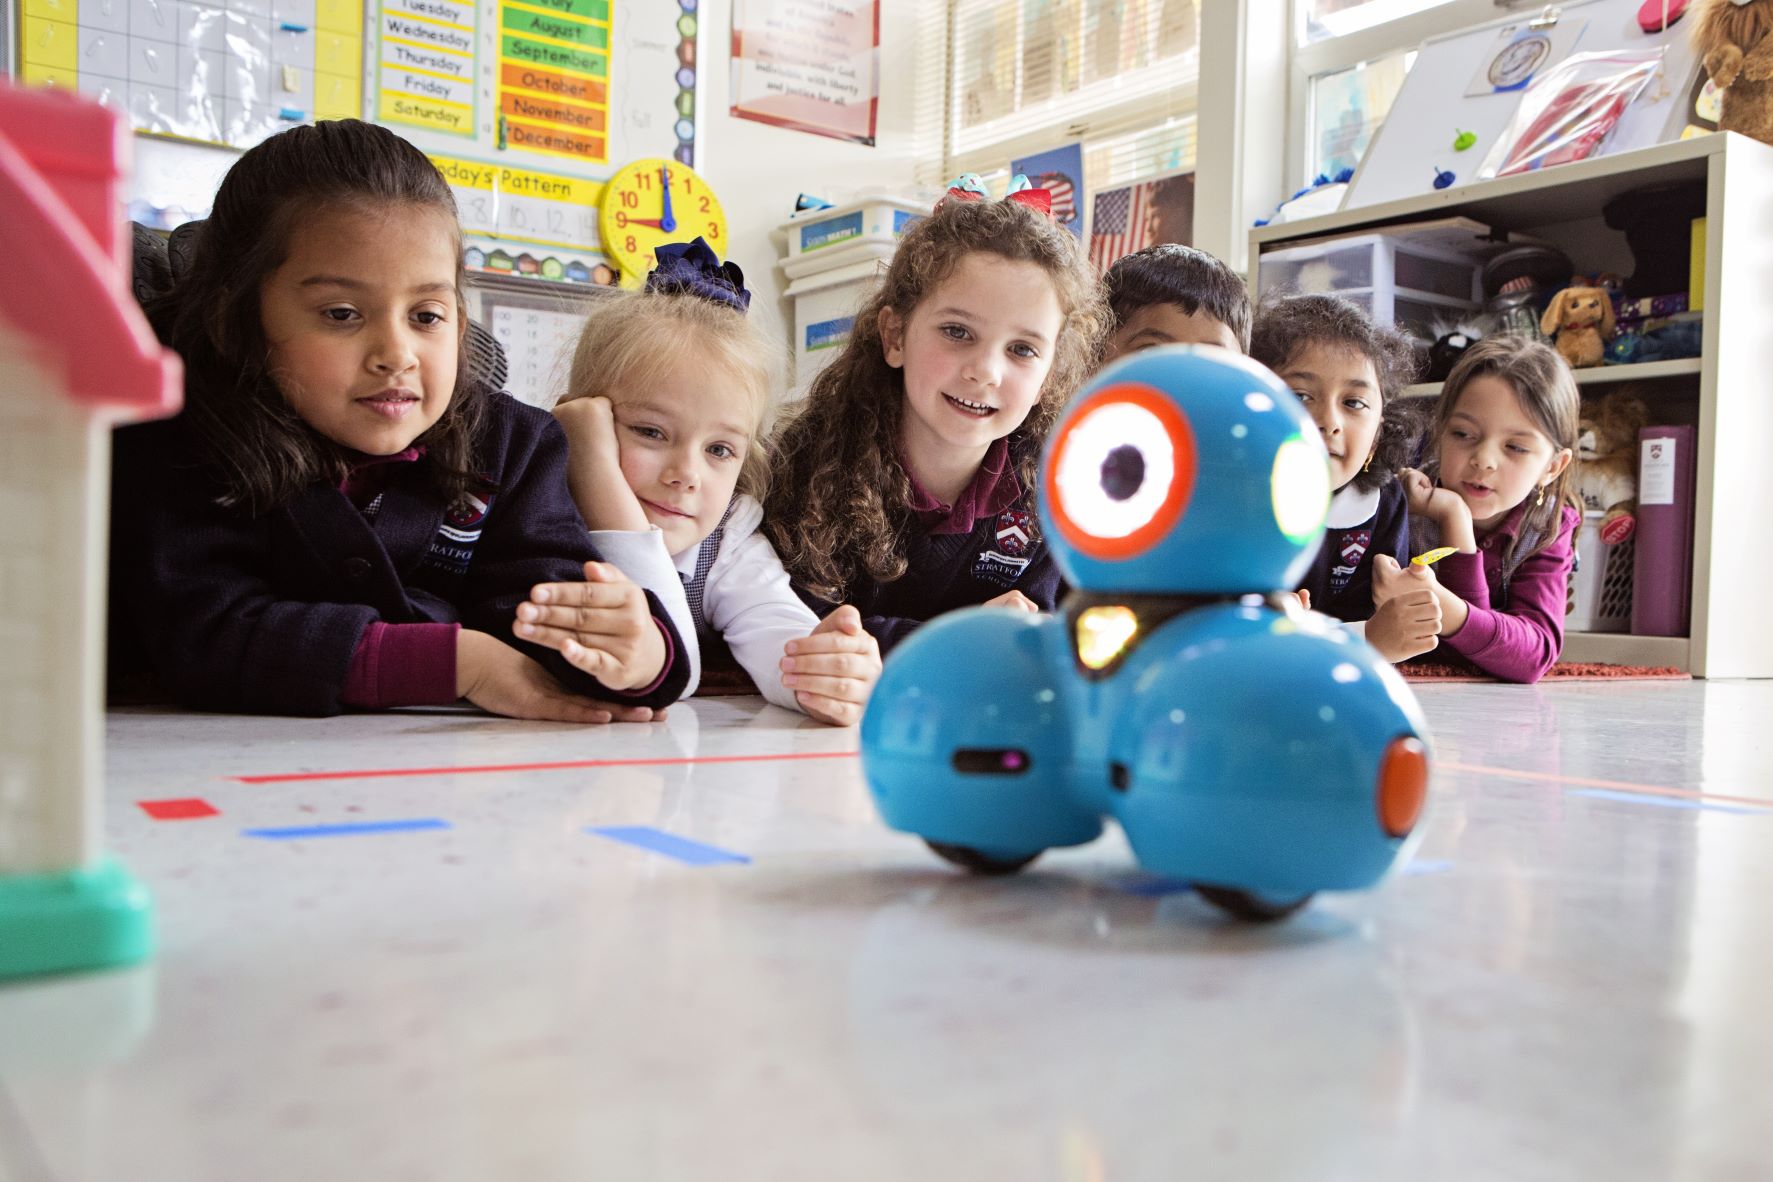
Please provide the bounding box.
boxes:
[1076,605,1139,671]
[1271,435,1330,544]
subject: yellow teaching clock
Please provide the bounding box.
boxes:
[599,158,729,288]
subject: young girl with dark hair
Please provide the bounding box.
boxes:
[113,119,687,719]
[1251,293,1440,662]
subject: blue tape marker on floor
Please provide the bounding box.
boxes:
[244,818,452,839]
[587,826,751,866]
[1569,789,1767,815]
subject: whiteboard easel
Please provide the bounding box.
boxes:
[1342,0,1703,212]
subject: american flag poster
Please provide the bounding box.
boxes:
[1088,183,1151,276]
[1012,142,1085,241]
[1088,172,1195,276]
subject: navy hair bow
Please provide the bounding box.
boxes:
[645,237,751,314]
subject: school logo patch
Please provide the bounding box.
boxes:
[444,492,490,534]
[427,491,495,575]
[1328,528,1370,593]
[996,510,1034,557]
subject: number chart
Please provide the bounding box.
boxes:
[484,297,592,406]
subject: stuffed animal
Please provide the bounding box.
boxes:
[1575,389,1651,544]
[1423,315,1493,383]
[1540,286,1616,368]
[1694,0,1773,148]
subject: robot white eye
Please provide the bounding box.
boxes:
[1052,401,1174,540]
[1046,382,1198,561]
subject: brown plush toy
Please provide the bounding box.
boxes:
[1695,0,1773,147]
[1540,286,1616,368]
[1575,389,1651,544]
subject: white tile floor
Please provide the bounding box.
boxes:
[3,681,1773,1181]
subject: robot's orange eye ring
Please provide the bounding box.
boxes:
[1044,382,1196,560]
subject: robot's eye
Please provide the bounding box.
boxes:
[1045,382,1196,560]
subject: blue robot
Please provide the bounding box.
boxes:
[859,346,1431,921]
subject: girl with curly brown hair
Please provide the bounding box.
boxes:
[764,194,1107,654]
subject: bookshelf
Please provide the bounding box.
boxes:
[1250,133,1773,678]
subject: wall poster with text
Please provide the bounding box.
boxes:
[730,0,879,146]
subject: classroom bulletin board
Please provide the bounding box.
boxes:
[11,0,702,282]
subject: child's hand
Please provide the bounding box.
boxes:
[1398,467,1474,543]
[985,589,1041,613]
[553,396,649,532]
[781,605,882,727]
[1370,553,1436,607]
[455,630,659,723]
[1397,467,1443,516]
[1363,587,1442,662]
[515,561,668,691]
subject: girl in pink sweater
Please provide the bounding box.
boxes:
[1375,336,1581,684]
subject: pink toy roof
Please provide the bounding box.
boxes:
[0,84,180,419]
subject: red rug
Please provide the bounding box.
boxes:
[703,661,1692,691]
[1402,662,1690,683]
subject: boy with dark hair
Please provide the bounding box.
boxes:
[1101,243,1253,361]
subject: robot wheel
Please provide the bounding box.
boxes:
[925,841,1042,876]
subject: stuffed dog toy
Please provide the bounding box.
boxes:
[1540,286,1616,368]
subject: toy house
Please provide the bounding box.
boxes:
[0,82,182,977]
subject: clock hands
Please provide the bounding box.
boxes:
[658,164,677,233]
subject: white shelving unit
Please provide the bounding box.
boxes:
[1250,133,1773,678]
[1399,357,1704,400]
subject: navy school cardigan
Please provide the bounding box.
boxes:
[108,392,689,716]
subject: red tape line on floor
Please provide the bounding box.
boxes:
[137,797,221,820]
[232,749,861,785]
[1439,760,1773,812]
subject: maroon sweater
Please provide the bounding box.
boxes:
[1434,503,1580,684]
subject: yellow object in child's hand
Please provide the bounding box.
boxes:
[1411,547,1456,568]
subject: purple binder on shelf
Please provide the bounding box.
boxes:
[1631,425,1695,637]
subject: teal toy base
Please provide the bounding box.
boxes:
[0,858,154,979]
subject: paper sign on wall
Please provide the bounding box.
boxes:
[730,0,879,146]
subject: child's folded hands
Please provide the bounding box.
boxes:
[780,605,883,726]
[517,561,669,692]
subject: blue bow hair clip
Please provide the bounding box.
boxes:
[936,171,1053,217]
[645,237,751,314]
[944,172,993,198]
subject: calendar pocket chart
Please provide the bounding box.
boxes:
[18,0,364,147]
[14,0,700,282]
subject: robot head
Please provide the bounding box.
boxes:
[1040,345,1330,595]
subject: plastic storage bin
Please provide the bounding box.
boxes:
[780,193,925,389]
[781,197,927,259]
[1256,230,1484,340]
[784,258,886,389]
[1565,510,1634,633]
